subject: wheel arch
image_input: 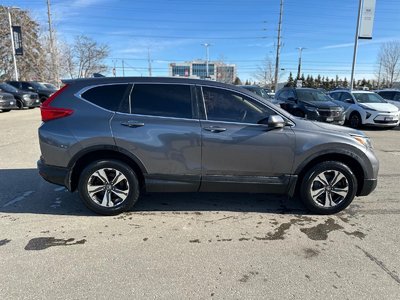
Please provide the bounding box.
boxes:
[68,146,147,192]
[294,152,365,196]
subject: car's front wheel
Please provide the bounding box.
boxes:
[300,161,357,214]
[349,112,362,128]
[78,160,140,215]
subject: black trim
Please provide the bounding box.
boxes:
[145,174,200,192]
[37,159,70,189]
[358,178,377,196]
[199,174,294,193]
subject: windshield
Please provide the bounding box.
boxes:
[0,83,18,93]
[43,83,57,90]
[245,87,270,99]
[353,93,387,103]
[30,82,48,89]
[296,90,332,102]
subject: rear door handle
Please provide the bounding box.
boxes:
[203,126,227,133]
[121,120,145,128]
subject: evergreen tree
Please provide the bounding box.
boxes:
[233,77,242,85]
[343,77,349,88]
[285,72,295,87]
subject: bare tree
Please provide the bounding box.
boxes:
[73,35,109,78]
[377,41,400,88]
[253,56,275,88]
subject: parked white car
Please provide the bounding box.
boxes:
[329,90,399,128]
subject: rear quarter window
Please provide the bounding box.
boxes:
[81,84,132,112]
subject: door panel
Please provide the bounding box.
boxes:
[111,113,202,191]
[198,86,296,193]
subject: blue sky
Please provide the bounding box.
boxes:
[4,0,400,82]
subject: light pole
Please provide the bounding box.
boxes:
[201,43,211,78]
[6,6,20,81]
[296,47,306,80]
[350,0,363,91]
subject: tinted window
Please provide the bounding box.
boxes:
[378,91,394,100]
[202,86,272,124]
[329,92,341,100]
[277,90,289,100]
[21,82,32,90]
[131,84,192,118]
[394,92,400,101]
[339,92,353,102]
[82,84,132,112]
[296,90,332,102]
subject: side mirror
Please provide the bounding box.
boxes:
[268,115,286,128]
[287,97,297,103]
[344,98,354,104]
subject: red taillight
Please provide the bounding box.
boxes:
[41,84,74,122]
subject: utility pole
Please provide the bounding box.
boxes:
[147,48,152,77]
[350,0,363,91]
[122,59,125,77]
[46,0,58,86]
[377,58,382,89]
[274,0,284,91]
[112,60,117,77]
[7,7,19,81]
[296,47,306,80]
[202,43,211,78]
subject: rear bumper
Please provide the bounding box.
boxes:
[37,159,70,189]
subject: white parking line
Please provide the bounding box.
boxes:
[3,191,34,208]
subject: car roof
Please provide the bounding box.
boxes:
[330,90,375,94]
[63,76,235,89]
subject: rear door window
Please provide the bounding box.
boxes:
[130,84,193,119]
[81,84,132,112]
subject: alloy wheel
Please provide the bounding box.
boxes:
[87,168,130,207]
[310,169,349,207]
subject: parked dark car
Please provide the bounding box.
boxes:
[274,87,345,125]
[0,91,18,112]
[375,89,400,110]
[6,81,56,103]
[0,82,40,109]
[38,77,378,216]
[239,85,273,101]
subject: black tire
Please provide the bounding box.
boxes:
[293,110,305,118]
[78,160,140,215]
[349,112,361,128]
[2,109,11,112]
[40,97,48,103]
[16,100,24,110]
[28,107,35,109]
[300,161,357,214]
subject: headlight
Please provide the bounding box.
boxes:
[351,134,372,148]
[23,94,30,100]
[304,105,318,112]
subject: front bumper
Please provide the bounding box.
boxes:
[364,111,399,127]
[0,100,18,110]
[22,98,41,108]
[359,178,378,196]
[37,159,70,189]
[306,111,345,125]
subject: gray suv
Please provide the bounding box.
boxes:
[38,77,379,215]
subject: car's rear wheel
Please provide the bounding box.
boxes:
[2,109,11,112]
[78,160,140,215]
[349,112,361,128]
[300,161,357,214]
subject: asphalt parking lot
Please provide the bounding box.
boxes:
[1,109,399,299]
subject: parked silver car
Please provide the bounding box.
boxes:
[38,77,379,215]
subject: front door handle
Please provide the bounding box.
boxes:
[203,126,227,133]
[121,120,145,128]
